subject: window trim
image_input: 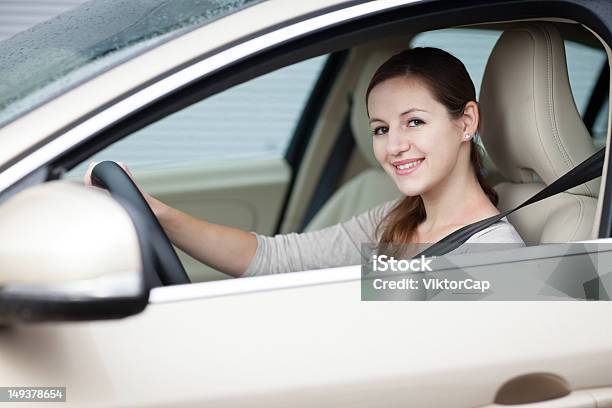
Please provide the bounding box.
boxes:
[148,239,612,302]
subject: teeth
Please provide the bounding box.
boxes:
[398,160,422,170]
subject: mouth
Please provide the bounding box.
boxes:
[392,158,425,175]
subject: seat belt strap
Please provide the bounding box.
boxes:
[415,147,605,257]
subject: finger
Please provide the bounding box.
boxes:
[118,162,129,172]
[114,161,135,179]
[84,161,98,185]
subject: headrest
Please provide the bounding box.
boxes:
[479,23,599,197]
[350,37,412,168]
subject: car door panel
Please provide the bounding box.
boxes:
[1,267,612,407]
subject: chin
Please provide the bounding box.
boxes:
[382,164,433,197]
[394,179,429,197]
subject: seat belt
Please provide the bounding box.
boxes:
[416,147,606,257]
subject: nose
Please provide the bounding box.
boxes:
[385,127,411,156]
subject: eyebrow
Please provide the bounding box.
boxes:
[369,108,429,124]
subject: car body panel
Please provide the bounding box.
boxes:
[2,266,612,406]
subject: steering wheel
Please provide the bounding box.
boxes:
[91,161,190,286]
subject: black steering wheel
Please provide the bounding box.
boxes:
[91,161,190,286]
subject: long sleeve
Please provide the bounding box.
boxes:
[242,199,399,276]
[241,201,526,276]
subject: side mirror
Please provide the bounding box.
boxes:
[0,181,152,323]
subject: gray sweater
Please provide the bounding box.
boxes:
[243,199,525,277]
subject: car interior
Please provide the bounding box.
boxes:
[64,19,611,284]
[307,22,604,242]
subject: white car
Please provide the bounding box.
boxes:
[1,0,612,406]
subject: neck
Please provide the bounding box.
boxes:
[419,147,495,232]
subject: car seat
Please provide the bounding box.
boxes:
[479,22,601,243]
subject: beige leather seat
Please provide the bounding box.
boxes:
[479,23,600,243]
[304,39,407,231]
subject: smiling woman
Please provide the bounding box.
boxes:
[246,47,525,275]
[367,47,512,254]
[86,46,524,277]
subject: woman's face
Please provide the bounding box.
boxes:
[368,75,470,197]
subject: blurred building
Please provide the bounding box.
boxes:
[0,0,86,41]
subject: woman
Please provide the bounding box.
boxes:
[86,47,524,277]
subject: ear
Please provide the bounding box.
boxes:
[461,101,479,137]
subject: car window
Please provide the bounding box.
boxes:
[565,41,609,142]
[0,0,265,129]
[593,99,609,142]
[67,55,328,174]
[411,28,609,142]
[565,41,607,117]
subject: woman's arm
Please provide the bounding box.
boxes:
[154,201,257,277]
[155,200,257,277]
[243,199,400,276]
[85,162,256,277]
[85,162,399,277]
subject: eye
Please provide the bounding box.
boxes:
[407,119,425,127]
[372,126,389,136]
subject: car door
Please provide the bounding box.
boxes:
[3,257,612,407]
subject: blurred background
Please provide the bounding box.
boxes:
[0,0,84,41]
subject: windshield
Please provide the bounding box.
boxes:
[0,0,264,129]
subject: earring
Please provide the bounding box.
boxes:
[464,133,472,140]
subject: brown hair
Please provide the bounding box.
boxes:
[367,47,498,252]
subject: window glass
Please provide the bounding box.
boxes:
[565,41,607,116]
[593,100,609,143]
[0,0,265,129]
[68,55,328,175]
[565,39,609,143]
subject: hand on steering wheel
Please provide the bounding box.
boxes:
[89,161,190,286]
